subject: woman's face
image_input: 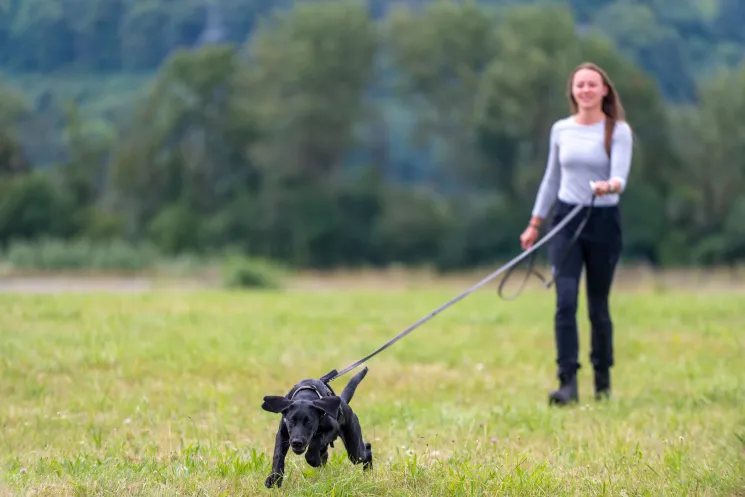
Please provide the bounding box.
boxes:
[571,68,608,112]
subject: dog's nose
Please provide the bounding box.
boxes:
[291,440,304,450]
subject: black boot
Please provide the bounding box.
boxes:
[548,372,578,406]
[594,368,611,400]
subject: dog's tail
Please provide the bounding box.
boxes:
[340,366,368,404]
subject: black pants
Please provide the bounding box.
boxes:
[549,200,623,380]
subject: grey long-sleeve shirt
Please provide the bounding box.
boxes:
[531,116,634,219]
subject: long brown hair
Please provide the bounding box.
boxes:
[566,62,626,157]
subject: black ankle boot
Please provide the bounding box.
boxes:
[594,368,611,400]
[549,373,578,406]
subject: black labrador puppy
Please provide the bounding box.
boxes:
[261,366,373,488]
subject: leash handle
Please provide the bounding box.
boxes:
[319,369,338,384]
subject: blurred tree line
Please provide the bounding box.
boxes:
[1,0,744,270]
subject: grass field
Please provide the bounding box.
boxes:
[1,276,744,495]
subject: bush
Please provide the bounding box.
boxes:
[220,256,287,290]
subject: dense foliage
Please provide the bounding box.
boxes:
[1,0,744,270]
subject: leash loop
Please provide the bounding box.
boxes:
[497,194,596,300]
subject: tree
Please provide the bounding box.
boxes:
[243,0,379,185]
[109,44,261,251]
[667,63,745,263]
[476,4,581,200]
[0,83,29,175]
[385,0,498,189]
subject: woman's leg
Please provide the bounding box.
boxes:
[548,203,586,405]
[583,206,623,399]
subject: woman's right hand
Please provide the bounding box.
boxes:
[520,225,539,250]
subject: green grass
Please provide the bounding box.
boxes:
[1,283,744,495]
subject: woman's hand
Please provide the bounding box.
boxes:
[591,180,611,195]
[520,224,540,250]
[591,179,621,196]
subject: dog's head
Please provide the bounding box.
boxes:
[261,395,341,454]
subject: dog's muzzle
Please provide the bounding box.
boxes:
[291,440,306,454]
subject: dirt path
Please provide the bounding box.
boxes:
[1,266,744,294]
[0,276,158,293]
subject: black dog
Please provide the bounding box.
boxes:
[261,367,373,488]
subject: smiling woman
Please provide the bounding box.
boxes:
[519,62,634,407]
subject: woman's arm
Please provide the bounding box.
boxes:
[530,122,562,226]
[609,121,633,194]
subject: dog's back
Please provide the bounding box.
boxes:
[339,366,368,404]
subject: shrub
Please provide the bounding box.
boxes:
[220,256,287,290]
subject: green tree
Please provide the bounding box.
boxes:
[667,62,745,263]
[0,83,29,175]
[243,0,379,185]
[0,82,76,245]
[476,4,581,200]
[109,44,260,252]
[385,0,498,188]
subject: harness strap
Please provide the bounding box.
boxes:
[290,385,323,400]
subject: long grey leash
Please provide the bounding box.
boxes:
[320,191,599,385]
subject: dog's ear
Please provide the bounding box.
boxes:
[262,396,292,414]
[312,396,341,417]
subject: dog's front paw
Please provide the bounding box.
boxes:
[265,472,283,488]
[363,442,373,471]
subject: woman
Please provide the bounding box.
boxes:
[520,62,633,406]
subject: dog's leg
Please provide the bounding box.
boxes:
[304,441,331,468]
[304,439,324,468]
[307,417,338,468]
[361,440,373,471]
[304,449,322,468]
[338,404,373,471]
[265,421,290,488]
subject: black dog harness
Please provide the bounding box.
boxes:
[319,194,597,386]
[290,385,324,400]
[290,383,341,418]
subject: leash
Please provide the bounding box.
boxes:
[496,194,595,300]
[320,190,599,385]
